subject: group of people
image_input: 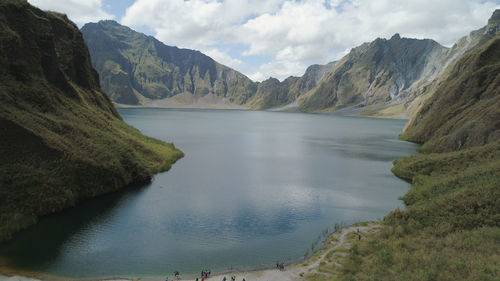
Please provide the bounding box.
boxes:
[276,262,285,271]
[222,276,245,281]
[165,268,253,281]
[164,271,180,281]
[195,269,211,281]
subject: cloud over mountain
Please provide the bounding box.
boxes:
[29,0,500,81]
[28,0,113,24]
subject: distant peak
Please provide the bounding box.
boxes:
[99,19,120,25]
[81,19,120,30]
[391,33,401,40]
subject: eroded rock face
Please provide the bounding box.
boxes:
[299,34,448,112]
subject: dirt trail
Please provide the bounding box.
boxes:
[1,224,380,281]
[203,223,380,281]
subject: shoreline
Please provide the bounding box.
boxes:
[113,103,408,120]
[0,223,380,281]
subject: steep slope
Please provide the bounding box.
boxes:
[298,34,448,112]
[404,9,500,121]
[81,20,256,106]
[246,62,336,110]
[0,0,183,241]
[402,35,500,152]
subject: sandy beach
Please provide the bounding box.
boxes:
[0,224,380,281]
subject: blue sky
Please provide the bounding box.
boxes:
[29,0,500,81]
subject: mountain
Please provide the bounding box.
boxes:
[403,9,500,121]
[81,20,256,107]
[82,12,500,116]
[0,0,183,241]
[298,34,449,113]
[299,10,500,116]
[81,20,337,110]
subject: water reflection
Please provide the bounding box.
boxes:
[0,109,417,278]
[0,183,149,270]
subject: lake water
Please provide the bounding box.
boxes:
[0,109,417,279]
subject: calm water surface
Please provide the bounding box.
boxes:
[0,109,417,278]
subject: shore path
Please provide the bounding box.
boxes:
[0,224,380,281]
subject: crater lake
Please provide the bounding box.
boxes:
[0,109,417,279]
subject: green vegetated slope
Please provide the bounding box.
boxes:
[333,33,500,281]
[0,0,183,242]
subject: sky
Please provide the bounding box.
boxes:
[28,0,500,82]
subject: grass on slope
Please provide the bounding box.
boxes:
[0,0,184,243]
[0,78,183,243]
[334,141,500,281]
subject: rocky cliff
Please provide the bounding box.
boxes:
[0,0,183,241]
[298,34,449,112]
[82,20,256,106]
[81,11,500,116]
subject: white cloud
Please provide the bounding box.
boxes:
[248,60,307,82]
[28,0,113,25]
[121,0,283,49]
[121,0,499,81]
[203,48,244,70]
[239,0,499,60]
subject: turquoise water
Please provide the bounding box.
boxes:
[0,109,417,278]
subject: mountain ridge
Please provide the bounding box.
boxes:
[81,20,337,110]
[82,10,500,118]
